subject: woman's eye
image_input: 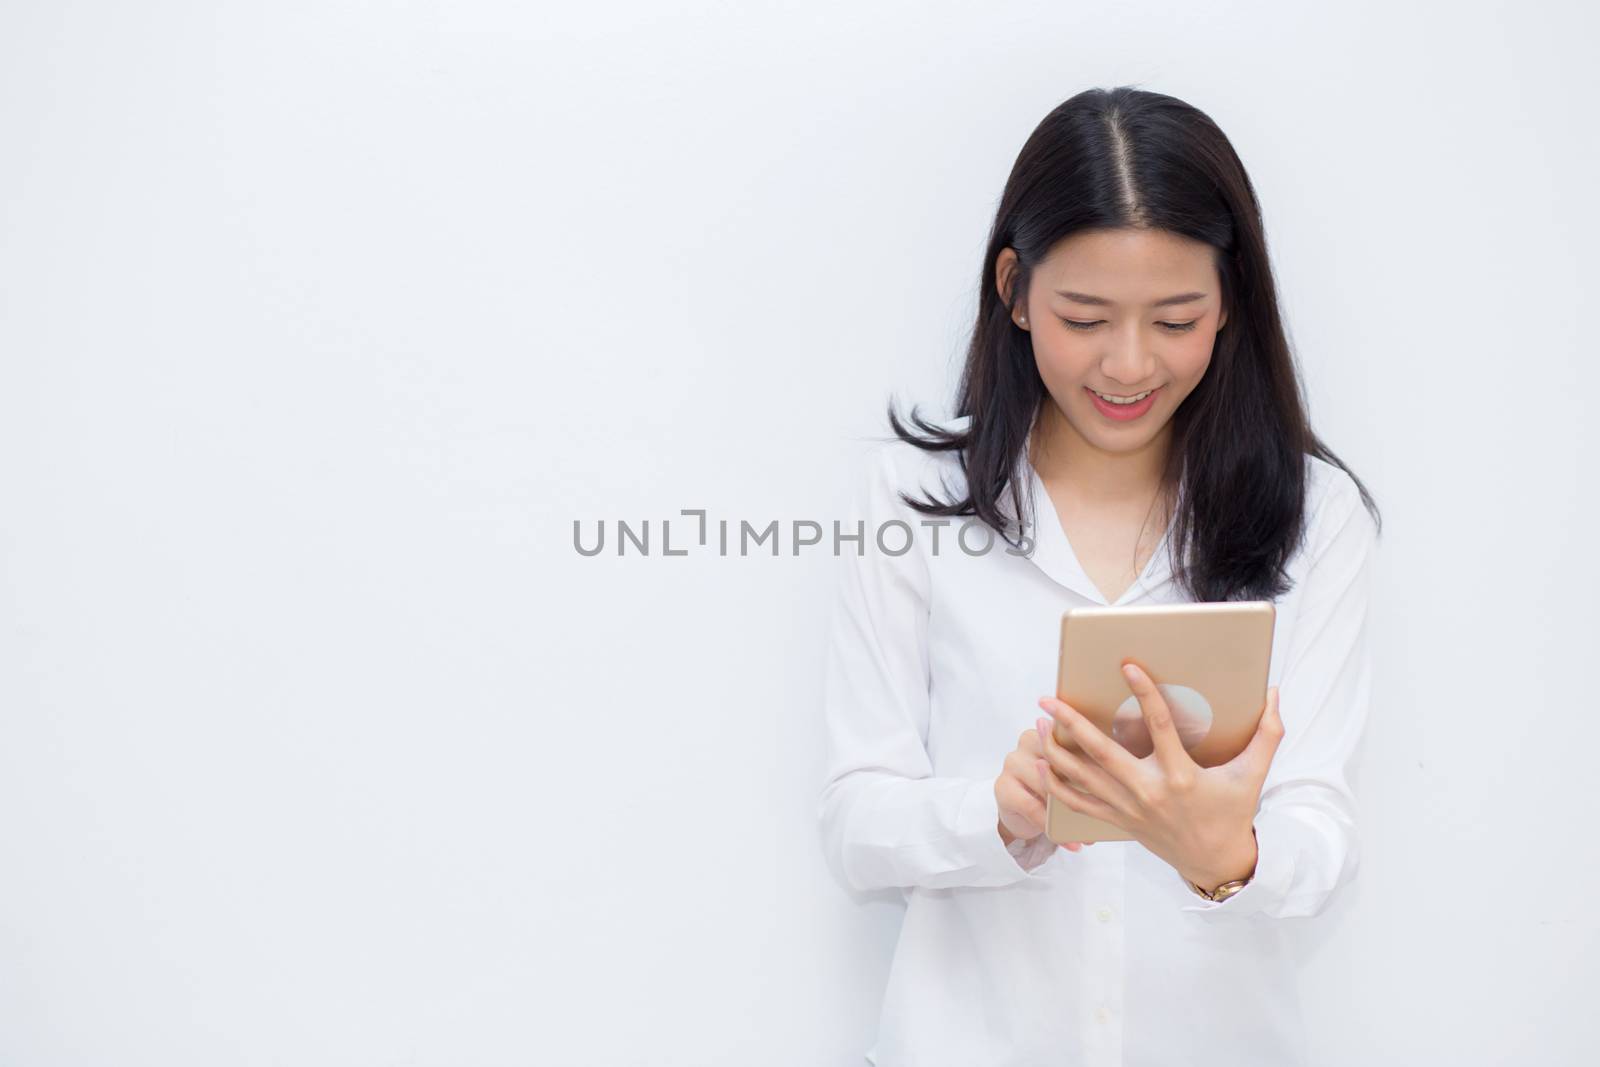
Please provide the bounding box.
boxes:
[1059,319,1200,333]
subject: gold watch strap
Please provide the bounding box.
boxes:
[1187,875,1251,902]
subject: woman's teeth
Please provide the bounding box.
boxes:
[1092,389,1153,405]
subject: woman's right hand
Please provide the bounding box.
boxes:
[995,718,1095,853]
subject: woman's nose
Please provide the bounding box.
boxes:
[1101,324,1156,384]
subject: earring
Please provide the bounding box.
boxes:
[1018,315,1027,326]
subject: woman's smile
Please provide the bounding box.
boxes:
[1085,384,1162,421]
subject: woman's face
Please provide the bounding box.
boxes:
[1005,227,1228,456]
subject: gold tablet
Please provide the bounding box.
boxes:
[1045,601,1276,845]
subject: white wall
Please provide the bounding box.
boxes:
[2,2,1595,1064]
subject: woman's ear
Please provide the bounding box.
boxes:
[1217,304,1229,332]
[996,248,1030,328]
[995,247,1017,305]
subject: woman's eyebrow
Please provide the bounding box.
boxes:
[1054,289,1208,307]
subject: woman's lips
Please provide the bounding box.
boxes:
[1085,385,1161,421]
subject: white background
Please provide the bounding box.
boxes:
[2,2,1596,1064]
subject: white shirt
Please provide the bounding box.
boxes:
[815,420,1379,1067]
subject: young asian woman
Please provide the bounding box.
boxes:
[816,86,1382,1067]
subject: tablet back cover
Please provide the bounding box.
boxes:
[1045,601,1275,845]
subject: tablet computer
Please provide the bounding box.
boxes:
[1045,601,1276,845]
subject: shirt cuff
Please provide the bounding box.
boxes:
[1007,829,1061,872]
[957,778,1056,884]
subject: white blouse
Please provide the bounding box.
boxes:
[815,420,1379,1067]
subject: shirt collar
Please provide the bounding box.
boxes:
[1006,426,1179,606]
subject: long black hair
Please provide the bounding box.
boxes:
[887,85,1380,603]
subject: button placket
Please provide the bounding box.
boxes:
[1079,846,1126,1066]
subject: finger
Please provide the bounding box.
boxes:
[1018,763,1084,852]
[1039,696,1142,795]
[1038,712,1138,816]
[1006,746,1049,803]
[997,776,1047,837]
[1231,685,1285,784]
[1120,661,1197,777]
[1036,757,1122,826]
[1019,747,1092,854]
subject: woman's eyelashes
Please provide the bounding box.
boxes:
[1059,318,1199,333]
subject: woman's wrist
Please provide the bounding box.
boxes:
[1179,828,1258,892]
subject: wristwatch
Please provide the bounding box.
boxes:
[1186,874,1252,902]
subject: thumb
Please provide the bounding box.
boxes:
[1232,686,1284,780]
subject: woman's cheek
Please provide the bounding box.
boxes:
[1174,335,1216,381]
[1037,339,1093,387]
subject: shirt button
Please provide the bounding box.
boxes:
[1096,905,1113,922]
[1095,1005,1112,1024]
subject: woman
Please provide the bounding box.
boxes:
[816,86,1383,1066]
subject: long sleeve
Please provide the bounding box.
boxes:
[1181,472,1380,920]
[815,443,1051,892]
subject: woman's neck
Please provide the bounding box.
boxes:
[1029,399,1172,507]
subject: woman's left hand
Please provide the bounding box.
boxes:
[1035,661,1283,892]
